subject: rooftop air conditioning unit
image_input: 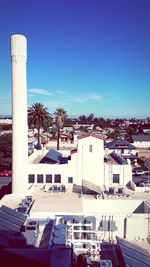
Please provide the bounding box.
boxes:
[17,206,28,214]
[26,195,33,202]
[100,260,112,267]
[26,220,38,231]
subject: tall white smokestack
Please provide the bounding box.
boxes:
[11,34,28,193]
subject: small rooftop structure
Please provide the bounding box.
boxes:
[40,149,68,164]
[106,138,136,150]
[131,135,150,142]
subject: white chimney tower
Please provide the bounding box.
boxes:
[11,35,28,193]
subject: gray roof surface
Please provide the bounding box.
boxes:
[117,237,150,267]
[131,135,150,142]
[110,152,127,165]
[40,149,62,163]
[106,138,136,150]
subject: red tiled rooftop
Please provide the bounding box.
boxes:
[78,132,103,140]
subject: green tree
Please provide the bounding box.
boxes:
[28,103,52,149]
[127,125,138,136]
[107,129,120,139]
[106,118,111,127]
[54,108,67,150]
[78,115,87,124]
[138,123,144,134]
[0,133,12,171]
[98,117,107,128]
[87,113,94,124]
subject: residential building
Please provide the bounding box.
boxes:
[131,135,150,149]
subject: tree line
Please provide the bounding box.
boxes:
[0,102,150,172]
[0,133,12,171]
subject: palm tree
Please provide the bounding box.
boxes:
[54,108,67,150]
[28,103,52,150]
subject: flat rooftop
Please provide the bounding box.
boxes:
[31,190,83,215]
[1,185,150,216]
[30,187,149,216]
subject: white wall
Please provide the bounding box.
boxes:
[126,214,148,240]
[133,141,150,148]
[82,199,142,214]
[28,135,132,188]
[96,214,148,241]
[77,136,104,186]
[82,199,147,241]
[104,163,132,187]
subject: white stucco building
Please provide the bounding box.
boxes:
[28,133,132,191]
[131,135,150,149]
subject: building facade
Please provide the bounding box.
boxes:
[28,133,132,190]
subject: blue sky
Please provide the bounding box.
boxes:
[0,0,150,118]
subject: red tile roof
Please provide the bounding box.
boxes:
[78,132,103,140]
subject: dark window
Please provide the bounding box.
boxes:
[28,174,35,183]
[26,226,36,230]
[54,174,61,183]
[37,174,43,183]
[46,174,52,183]
[68,177,73,183]
[113,174,120,183]
[89,145,93,152]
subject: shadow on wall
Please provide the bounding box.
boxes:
[73,184,82,194]
[73,184,97,195]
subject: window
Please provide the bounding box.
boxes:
[28,174,35,183]
[54,174,61,183]
[113,174,120,183]
[46,174,52,183]
[89,145,93,152]
[68,177,73,183]
[37,174,43,183]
